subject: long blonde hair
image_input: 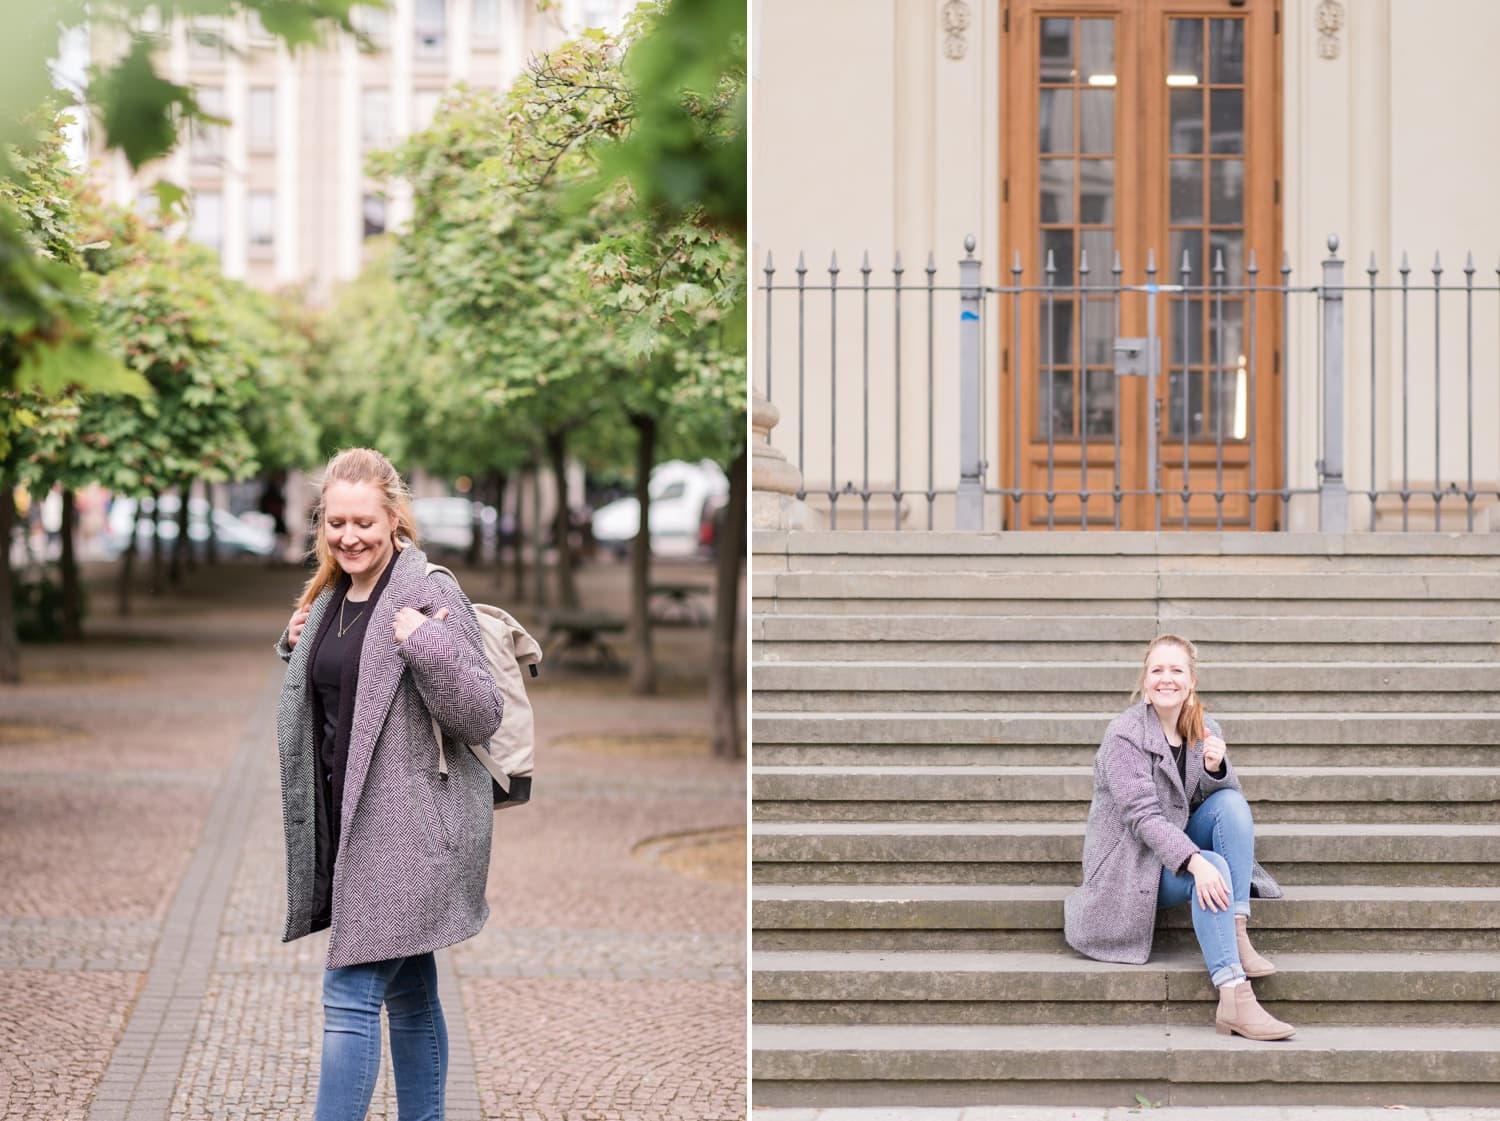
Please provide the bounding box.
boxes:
[295,447,420,611]
[1131,634,1206,747]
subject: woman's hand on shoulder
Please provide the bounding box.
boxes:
[286,607,310,650]
[393,606,448,644]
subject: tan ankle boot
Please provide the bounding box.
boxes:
[1215,981,1295,1040]
[1235,915,1276,977]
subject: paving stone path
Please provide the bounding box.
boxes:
[0,562,745,1120]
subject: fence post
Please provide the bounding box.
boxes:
[957,235,984,530]
[1319,235,1349,532]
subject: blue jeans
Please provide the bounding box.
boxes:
[315,951,447,1121]
[1158,788,1256,986]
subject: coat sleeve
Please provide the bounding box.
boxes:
[1099,716,1199,874]
[1194,713,1242,799]
[274,629,294,663]
[396,572,504,746]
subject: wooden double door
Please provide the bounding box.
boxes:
[1001,0,1282,529]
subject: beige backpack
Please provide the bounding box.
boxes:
[426,563,541,808]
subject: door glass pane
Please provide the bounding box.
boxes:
[1038,369,1077,437]
[1040,19,1073,82]
[1079,230,1114,286]
[1166,369,1206,438]
[1210,159,1243,224]
[1079,159,1114,223]
[1208,299,1245,368]
[1040,159,1074,222]
[1170,298,1204,365]
[1208,230,1244,281]
[1041,228,1075,283]
[1082,296,1114,364]
[1170,159,1203,223]
[1084,369,1116,437]
[1040,89,1074,152]
[1211,365,1250,441]
[1079,19,1115,84]
[1209,19,1245,84]
[1169,90,1204,153]
[1170,229,1204,284]
[1041,302,1075,367]
[1079,90,1114,153]
[1210,90,1243,153]
[1167,19,1203,84]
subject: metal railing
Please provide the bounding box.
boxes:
[757,235,1500,532]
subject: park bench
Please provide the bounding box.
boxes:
[648,582,712,626]
[542,609,627,668]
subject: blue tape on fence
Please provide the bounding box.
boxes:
[960,310,979,321]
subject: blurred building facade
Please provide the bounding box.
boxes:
[90,0,631,303]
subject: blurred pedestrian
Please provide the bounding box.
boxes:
[275,447,504,1120]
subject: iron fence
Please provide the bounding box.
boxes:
[757,235,1500,532]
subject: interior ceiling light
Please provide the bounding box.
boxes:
[1087,74,1118,87]
[1165,74,1200,87]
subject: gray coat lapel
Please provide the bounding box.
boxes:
[339,545,433,831]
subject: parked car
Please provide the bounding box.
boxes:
[412,495,497,558]
[105,495,276,558]
[591,460,730,559]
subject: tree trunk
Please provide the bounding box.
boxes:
[204,481,218,566]
[0,483,20,683]
[546,430,579,610]
[148,490,164,595]
[709,447,746,758]
[59,488,81,641]
[170,485,189,585]
[490,468,507,578]
[511,468,528,604]
[118,501,140,617]
[628,413,656,695]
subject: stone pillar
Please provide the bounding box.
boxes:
[751,391,822,531]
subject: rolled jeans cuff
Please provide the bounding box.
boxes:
[1211,963,1246,987]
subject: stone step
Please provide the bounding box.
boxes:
[751,765,1500,823]
[753,571,1500,607]
[750,885,1500,953]
[751,949,1500,1025]
[750,1022,1500,1108]
[752,613,1500,663]
[752,662,1500,713]
[750,822,1500,885]
[755,529,1500,560]
[752,711,1500,753]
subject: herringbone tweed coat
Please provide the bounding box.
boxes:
[275,543,504,969]
[1063,701,1239,965]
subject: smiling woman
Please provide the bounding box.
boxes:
[1064,634,1294,1041]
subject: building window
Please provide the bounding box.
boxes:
[352,4,390,46]
[248,87,275,152]
[191,87,225,164]
[413,89,442,131]
[415,0,446,58]
[188,19,225,62]
[248,191,275,252]
[472,0,499,43]
[363,194,387,239]
[190,191,223,252]
[361,87,392,150]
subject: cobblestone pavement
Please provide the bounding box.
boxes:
[0,560,746,1120]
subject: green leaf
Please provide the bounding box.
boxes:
[15,339,153,397]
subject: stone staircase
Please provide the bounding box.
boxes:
[750,531,1500,1108]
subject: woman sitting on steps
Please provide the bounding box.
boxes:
[1063,634,1294,1041]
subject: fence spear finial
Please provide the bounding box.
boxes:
[893,250,904,275]
[1465,251,1475,277]
[1327,233,1340,255]
[1399,251,1410,276]
[861,250,871,277]
[1367,251,1377,276]
[964,233,977,256]
[1432,251,1443,276]
[764,250,774,272]
[828,250,839,276]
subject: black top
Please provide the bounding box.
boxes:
[305,556,397,931]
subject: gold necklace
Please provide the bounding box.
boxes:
[337,595,366,638]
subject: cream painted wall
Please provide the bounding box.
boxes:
[755,0,1500,531]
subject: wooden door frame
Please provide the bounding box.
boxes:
[999,0,1284,530]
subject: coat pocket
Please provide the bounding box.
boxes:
[1083,832,1123,886]
[417,771,460,854]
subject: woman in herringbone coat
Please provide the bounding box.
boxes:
[1063,635,1294,1040]
[275,448,504,1120]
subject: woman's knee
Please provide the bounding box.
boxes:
[1199,848,1233,884]
[1205,788,1253,829]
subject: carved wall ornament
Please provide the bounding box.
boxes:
[1316,0,1345,60]
[942,0,971,61]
